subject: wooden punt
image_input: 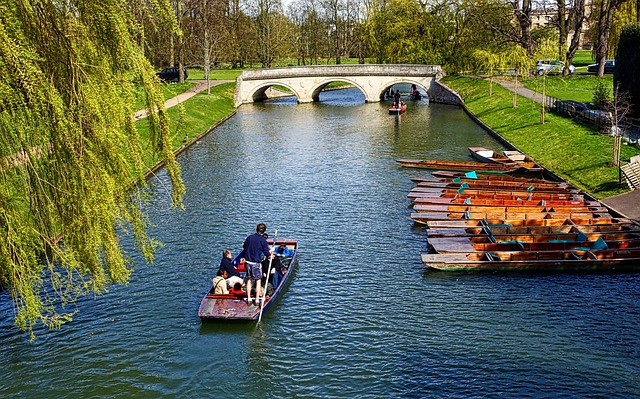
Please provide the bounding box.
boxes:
[395,159,520,174]
[410,190,582,202]
[428,170,559,183]
[421,248,640,272]
[426,223,640,237]
[412,176,569,190]
[469,147,543,173]
[410,184,579,195]
[410,196,597,207]
[503,150,544,172]
[413,204,609,214]
[410,210,611,223]
[421,217,631,229]
[198,239,298,321]
[429,237,640,253]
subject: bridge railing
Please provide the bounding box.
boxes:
[240,64,443,80]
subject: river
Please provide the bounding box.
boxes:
[1,86,639,398]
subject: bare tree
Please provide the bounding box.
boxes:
[607,84,633,166]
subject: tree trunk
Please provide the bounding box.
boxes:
[594,0,627,77]
[566,0,586,68]
[514,0,534,55]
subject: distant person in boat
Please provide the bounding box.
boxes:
[212,269,229,295]
[219,249,243,289]
[394,90,401,108]
[243,223,273,306]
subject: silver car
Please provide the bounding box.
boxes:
[535,59,576,75]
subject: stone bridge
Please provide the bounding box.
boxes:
[234,64,445,106]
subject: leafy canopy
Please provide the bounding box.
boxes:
[0,0,184,336]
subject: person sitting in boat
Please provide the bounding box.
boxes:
[211,269,229,295]
[242,223,273,306]
[219,249,243,289]
[229,282,245,297]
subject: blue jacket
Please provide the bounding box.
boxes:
[242,233,271,263]
[219,257,240,277]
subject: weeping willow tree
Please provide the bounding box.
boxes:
[0,0,185,336]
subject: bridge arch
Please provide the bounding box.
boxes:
[234,64,444,107]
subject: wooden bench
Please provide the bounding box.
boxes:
[621,161,640,190]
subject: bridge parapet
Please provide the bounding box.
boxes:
[241,64,443,80]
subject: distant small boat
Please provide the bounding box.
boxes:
[198,239,298,321]
[410,91,422,101]
[395,159,520,174]
[389,103,406,114]
[468,147,543,173]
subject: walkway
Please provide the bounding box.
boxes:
[494,77,640,223]
[134,80,232,120]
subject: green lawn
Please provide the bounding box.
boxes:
[442,75,639,199]
[519,74,613,102]
[135,82,236,168]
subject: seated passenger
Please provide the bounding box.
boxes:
[274,244,294,258]
[212,269,229,295]
[229,282,245,297]
[219,249,244,289]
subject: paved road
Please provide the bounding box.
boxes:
[494,77,640,222]
[134,80,232,120]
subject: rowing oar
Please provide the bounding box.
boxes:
[258,229,277,322]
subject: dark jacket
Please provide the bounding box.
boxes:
[219,257,240,277]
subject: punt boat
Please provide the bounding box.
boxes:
[198,239,298,321]
[395,159,520,174]
[421,248,640,272]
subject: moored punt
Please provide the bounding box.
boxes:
[415,216,628,228]
[421,248,640,272]
[395,158,520,174]
[426,223,640,237]
[410,190,581,202]
[413,204,609,214]
[468,147,543,173]
[502,150,544,172]
[410,184,580,195]
[412,176,569,190]
[198,239,298,321]
[428,170,559,183]
[410,210,611,223]
[429,237,640,254]
[410,196,597,207]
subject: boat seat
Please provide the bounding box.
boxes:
[485,252,501,261]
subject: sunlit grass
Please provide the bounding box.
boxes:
[442,75,639,198]
[519,74,613,102]
[135,83,236,168]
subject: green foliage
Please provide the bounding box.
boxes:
[0,0,183,336]
[442,76,640,198]
[615,22,640,117]
[592,79,612,109]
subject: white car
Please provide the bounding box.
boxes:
[535,59,576,75]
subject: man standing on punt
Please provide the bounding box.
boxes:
[243,223,273,306]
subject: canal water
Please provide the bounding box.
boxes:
[1,87,639,398]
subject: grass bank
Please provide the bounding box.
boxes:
[441,76,640,199]
[135,82,236,168]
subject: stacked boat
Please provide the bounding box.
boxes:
[402,167,640,272]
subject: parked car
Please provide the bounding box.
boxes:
[156,67,188,83]
[554,100,587,116]
[587,59,615,74]
[535,59,576,75]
